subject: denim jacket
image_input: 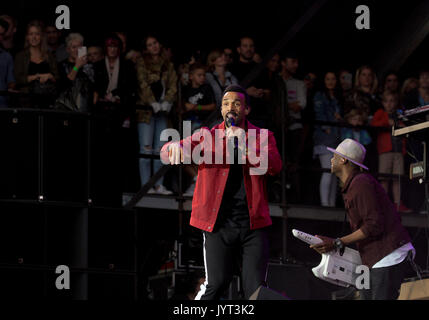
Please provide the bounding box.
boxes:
[313,91,341,148]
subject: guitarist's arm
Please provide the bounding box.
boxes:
[311,229,367,254]
[340,229,367,246]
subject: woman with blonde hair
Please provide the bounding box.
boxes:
[205,48,238,109]
[354,65,379,94]
[400,77,419,104]
[14,20,59,107]
[344,65,381,123]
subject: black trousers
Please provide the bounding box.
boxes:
[196,226,269,300]
[359,253,412,300]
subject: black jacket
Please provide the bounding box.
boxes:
[93,58,137,108]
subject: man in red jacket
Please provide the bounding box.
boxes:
[161,85,282,300]
[310,138,415,300]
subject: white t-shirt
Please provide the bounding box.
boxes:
[372,242,415,268]
[283,77,307,131]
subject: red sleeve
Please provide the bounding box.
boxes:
[247,130,283,176]
[160,127,211,164]
[266,131,283,176]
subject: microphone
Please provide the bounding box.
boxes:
[225,113,236,128]
[225,113,239,150]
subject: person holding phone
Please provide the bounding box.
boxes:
[57,32,94,112]
[92,33,137,197]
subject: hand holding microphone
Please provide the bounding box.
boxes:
[225,112,246,155]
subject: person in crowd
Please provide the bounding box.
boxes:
[259,53,281,97]
[311,138,416,300]
[381,71,400,95]
[162,84,282,300]
[125,49,142,65]
[344,65,381,123]
[262,52,282,110]
[56,33,94,112]
[313,71,343,207]
[115,32,128,56]
[344,65,381,174]
[93,33,136,108]
[0,17,16,108]
[136,34,177,195]
[253,52,262,63]
[339,69,353,92]
[262,52,287,203]
[370,91,411,213]
[400,77,418,104]
[302,70,318,183]
[223,47,234,68]
[177,48,203,87]
[87,45,104,64]
[92,33,137,195]
[45,23,68,62]
[14,20,59,108]
[304,72,317,93]
[230,36,271,128]
[182,63,216,131]
[402,69,429,109]
[205,48,238,111]
[341,109,372,150]
[0,14,19,57]
[279,50,307,203]
[180,62,216,196]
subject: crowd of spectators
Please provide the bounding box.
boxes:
[0,15,428,213]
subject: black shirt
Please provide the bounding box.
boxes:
[216,137,250,229]
[182,83,215,123]
[28,61,50,75]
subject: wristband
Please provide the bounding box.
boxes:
[73,66,79,72]
[334,238,345,255]
[197,104,202,111]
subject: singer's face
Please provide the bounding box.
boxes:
[221,91,249,127]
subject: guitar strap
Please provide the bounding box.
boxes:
[341,210,348,236]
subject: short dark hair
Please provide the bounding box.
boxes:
[189,62,207,74]
[223,85,251,107]
[104,33,123,53]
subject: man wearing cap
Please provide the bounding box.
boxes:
[311,138,415,300]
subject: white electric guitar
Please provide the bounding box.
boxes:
[292,229,362,287]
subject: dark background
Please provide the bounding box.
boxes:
[2,0,428,77]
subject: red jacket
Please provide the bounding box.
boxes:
[160,120,283,232]
[370,109,406,155]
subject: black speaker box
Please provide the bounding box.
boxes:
[0,111,39,199]
[266,263,338,300]
[249,285,289,300]
[43,114,88,202]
